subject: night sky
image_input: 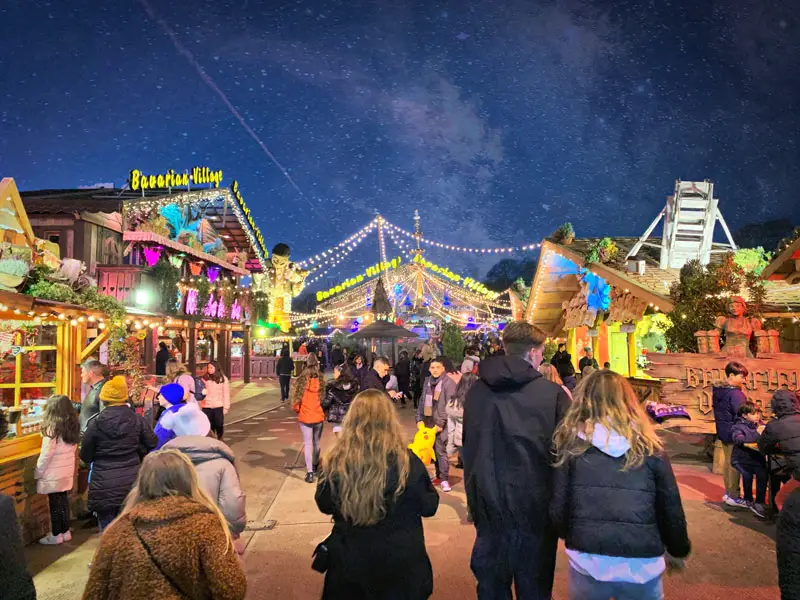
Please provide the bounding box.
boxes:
[1,0,798,283]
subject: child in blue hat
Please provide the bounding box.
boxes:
[154,384,187,449]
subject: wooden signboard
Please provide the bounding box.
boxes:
[646,352,800,433]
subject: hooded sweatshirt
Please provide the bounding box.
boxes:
[565,424,666,584]
[462,355,571,533]
[759,389,800,476]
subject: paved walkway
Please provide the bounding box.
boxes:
[25,387,782,599]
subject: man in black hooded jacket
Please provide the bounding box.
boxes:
[463,321,571,600]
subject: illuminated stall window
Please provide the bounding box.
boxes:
[0,323,60,438]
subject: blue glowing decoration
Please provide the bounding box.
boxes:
[365,286,372,308]
[443,291,451,307]
[580,269,611,312]
[403,295,412,308]
[548,253,611,313]
[394,283,403,297]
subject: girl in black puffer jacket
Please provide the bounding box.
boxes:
[551,370,691,600]
[324,362,360,435]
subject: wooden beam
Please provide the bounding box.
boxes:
[80,328,111,363]
[0,178,36,248]
[548,242,674,312]
[762,236,800,280]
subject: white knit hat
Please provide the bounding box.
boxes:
[171,402,211,437]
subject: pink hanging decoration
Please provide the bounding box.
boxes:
[216,298,227,319]
[230,300,242,321]
[203,293,218,318]
[142,246,163,267]
[207,266,221,283]
[185,289,199,315]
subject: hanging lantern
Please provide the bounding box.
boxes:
[207,266,221,283]
[189,262,203,276]
[169,254,184,269]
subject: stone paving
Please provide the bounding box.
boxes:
[25,384,782,599]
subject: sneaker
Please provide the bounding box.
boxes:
[304,472,315,484]
[723,494,749,509]
[63,531,72,542]
[440,481,452,493]
[39,533,64,545]
[750,502,768,519]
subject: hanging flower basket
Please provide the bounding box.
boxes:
[587,328,599,337]
[619,323,636,333]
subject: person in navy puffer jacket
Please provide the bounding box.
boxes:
[731,402,768,519]
[551,370,690,600]
[712,361,749,508]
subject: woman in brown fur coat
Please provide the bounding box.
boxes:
[83,449,246,600]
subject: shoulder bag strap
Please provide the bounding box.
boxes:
[133,525,190,599]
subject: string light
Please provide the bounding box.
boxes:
[296,218,379,269]
[383,220,542,254]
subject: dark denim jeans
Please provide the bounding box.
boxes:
[279,375,291,401]
[96,507,121,532]
[568,567,663,600]
[471,528,557,600]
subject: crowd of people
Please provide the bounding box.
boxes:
[5,321,800,599]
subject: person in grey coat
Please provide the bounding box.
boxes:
[417,356,458,493]
[163,434,247,536]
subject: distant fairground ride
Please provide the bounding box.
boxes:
[287,210,539,336]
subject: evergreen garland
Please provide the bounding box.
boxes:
[149,256,181,315]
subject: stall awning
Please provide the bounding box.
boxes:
[123,231,248,275]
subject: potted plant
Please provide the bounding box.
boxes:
[553,222,575,245]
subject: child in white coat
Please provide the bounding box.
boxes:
[35,395,80,544]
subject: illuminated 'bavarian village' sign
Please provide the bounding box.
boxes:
[231,180,268,258]
[129,166,224,191]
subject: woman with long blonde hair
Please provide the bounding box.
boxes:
[550,370,690,600]
[83,450,246,600]
[315,390,439,599]
[539,363,573,401]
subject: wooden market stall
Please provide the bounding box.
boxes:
[524,236,677,378]
[21,169,270,381]
[0,178,110,543]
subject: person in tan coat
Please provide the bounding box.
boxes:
[83,449,246,600]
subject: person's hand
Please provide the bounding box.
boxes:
[223,408,229,416]
[665,554,687,573]
[434,425,443,434]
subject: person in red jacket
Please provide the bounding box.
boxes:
[291,354,325,483]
